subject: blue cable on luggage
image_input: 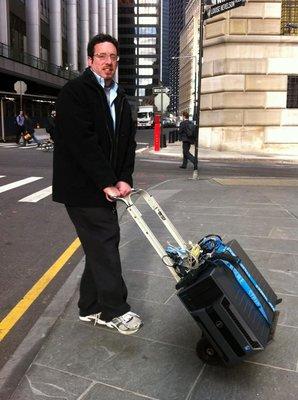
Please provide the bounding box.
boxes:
[199,236,275,324]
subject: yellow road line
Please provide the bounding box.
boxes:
[0,238,81,342]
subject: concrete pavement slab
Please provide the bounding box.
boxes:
[7,177,298,399]
[10,364,91,400]
[33,320,203,400]
[188,363,298,400]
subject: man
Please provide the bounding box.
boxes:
[52,34,142,335]
[178,111,197,169]
[23,113,42,147]
[15,110,25,144]
[46,110,56,142]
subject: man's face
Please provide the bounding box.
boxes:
[88,42,118,82]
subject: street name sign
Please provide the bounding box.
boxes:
[153,86,171,95]
[14,80,27,94]
[204,0,234,5]
[203,0,246,20]
[154,93,170,112]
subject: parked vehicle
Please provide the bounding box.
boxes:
[162,116,176,128]
[137,106,155,128]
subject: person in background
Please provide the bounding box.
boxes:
[15,110,25,144]
[52,33,141,335]
[46,110,56,142]
[23,113,41,148]
[178,111,197,169]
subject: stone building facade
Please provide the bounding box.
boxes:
[200,0,298,155]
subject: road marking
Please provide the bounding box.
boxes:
[0,237,81,341]
[0,177,43,194]
[139,158,180,164]
[19,186,52,203]
[19,145,38,149]
[0,175,6,178]
[136,147,148,154]
[0,144,18,148]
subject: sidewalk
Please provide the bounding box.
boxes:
[146,141,298,163]
[4,177,298,400]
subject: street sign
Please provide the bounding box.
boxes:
[203,0,246,20]
[153,86,171,95]
[154,93,170,112]
[204,0,232,5]
[14,80,27,94]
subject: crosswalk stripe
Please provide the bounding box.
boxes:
[0,177,43,194]
[19,186,52,203]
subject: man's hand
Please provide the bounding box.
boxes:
[103,186,121,202]
[115,181,132,197]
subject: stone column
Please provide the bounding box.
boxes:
[90,0,99,37]
[106,0,113,35]
[25,0,40,58]
[112,0,118,39]
[49,0,62,66]
[99,0,107,34]
[66,0,78,71]
[0,0,9,45]
[79,0,89,70]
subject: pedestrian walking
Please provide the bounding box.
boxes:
[178,111,197,169]
[45,110,56,142]
[52,33,141,335]
[15,110,25,144]
[23,113,41,147]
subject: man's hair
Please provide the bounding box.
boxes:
[87,33,119,58]
[182,111,189,119]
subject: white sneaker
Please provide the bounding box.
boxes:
[79,311,143,335]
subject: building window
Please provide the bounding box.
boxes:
[139,16,158,25]
[281,0,298,35]
[139,67,154,75]
[138,57,157,65]
[287,75,298,107]
[139,78,153,85]
[139,47,156,55]
[138,37,157,45]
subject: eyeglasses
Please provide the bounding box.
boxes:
[93,53,119,62]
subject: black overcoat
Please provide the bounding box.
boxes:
[52,68,136,207]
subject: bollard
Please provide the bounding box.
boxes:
[154,114,161,151]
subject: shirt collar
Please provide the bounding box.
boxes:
[91,69,118,93]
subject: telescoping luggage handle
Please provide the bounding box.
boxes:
[113,188,186,282]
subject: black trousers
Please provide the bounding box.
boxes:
[66,206,130,321]
[182,141,196,167]
[15,126,25,143]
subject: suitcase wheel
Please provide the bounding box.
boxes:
[196,337,222,366]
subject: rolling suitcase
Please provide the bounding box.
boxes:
[115,189,281,366]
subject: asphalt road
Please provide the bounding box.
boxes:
[0,128,298,385]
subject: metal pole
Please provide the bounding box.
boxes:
[192,0,204,180]
[1,98,5,142]
[193,56,197,124]
[160,87,164,148]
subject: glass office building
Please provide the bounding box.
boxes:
[118,0,161,113]
[169,0,188,114]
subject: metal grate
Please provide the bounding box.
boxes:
[287,75,298,108]
[281,0,298,35]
